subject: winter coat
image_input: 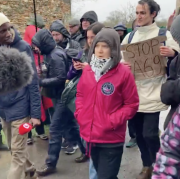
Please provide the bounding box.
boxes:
[0,29,41,122]
[76,11,98,48]
[71,31,81,41]
[24,25,53,122]
[61,50,87,113]
[75,28,139,144]
[152,105,180,179]
[75,64,139,144]
[50,20,81,50]
[161,53,180,129]
[66,49,87,80]
[121,23,180,113]
[32,29,68,99]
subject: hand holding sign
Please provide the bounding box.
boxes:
[160,46,175,57]
[121,36,167,81]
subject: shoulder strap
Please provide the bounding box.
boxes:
[128,29,137,44]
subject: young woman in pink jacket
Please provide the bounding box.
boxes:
[75,27,139,179]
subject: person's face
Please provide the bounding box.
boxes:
[94,42,111,59]
[69,25,79,35]
[87,30,96,47]
[136,3,156,26]
[0,22,13,45]
[32,44,41,54]
[51,31,64,43]
[116,30,125,37]
[82,19,91,30]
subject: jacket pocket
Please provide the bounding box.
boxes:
[109,112,124,131]
[106,114,115,131]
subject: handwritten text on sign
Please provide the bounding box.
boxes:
[121,36,167,81]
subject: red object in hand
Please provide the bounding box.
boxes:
[19,123,33,135]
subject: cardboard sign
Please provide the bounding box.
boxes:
[121,36,167,81]
[176,0,180,16]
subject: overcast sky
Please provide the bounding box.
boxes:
[72,0,176,21]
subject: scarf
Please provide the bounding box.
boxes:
[90,54,111,81]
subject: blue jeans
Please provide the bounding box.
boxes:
[89,158,98,179]
[45,99,85,167]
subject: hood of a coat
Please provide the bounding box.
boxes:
[27,14,45,29]
[50,20,71,39]
[10,28,22,47]
[32,29,56,55]
[80,11,98,34]
[88,28,121,69]
[80,11,98,23]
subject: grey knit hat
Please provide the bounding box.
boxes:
[69,18,80,26]
[170,15,180,46]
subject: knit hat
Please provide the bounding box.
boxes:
[69,19,80,27]
[0,13,10,26]
[170,15,180,45]
[114,22,127,31]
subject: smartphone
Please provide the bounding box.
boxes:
[73,50,84,62]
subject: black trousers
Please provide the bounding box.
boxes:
[28,121,45,138]
[133,112,160,167]
[128,118,136,139]
[46,99,85,167]
[91,146,123,179]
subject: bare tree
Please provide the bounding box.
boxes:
[63,0,97,24]
[104,2,136,28]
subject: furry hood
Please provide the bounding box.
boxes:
[0,47,34,94]
[88,28,121,73]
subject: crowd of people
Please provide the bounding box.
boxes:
[0,0,180,179]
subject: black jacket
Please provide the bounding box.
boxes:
[50,20,81,50]
[77,11,98,48]
[71,31,81,41]
[161,53,180,129]
[32,29,68,99]
[0,29,41,122]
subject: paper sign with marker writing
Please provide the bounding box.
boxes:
[121,36,167,81]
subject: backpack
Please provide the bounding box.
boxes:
[61,73,82,113]
[128,28,167,44]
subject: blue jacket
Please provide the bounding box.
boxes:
[0,29,41,122]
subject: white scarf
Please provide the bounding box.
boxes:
[90,54,111,81]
